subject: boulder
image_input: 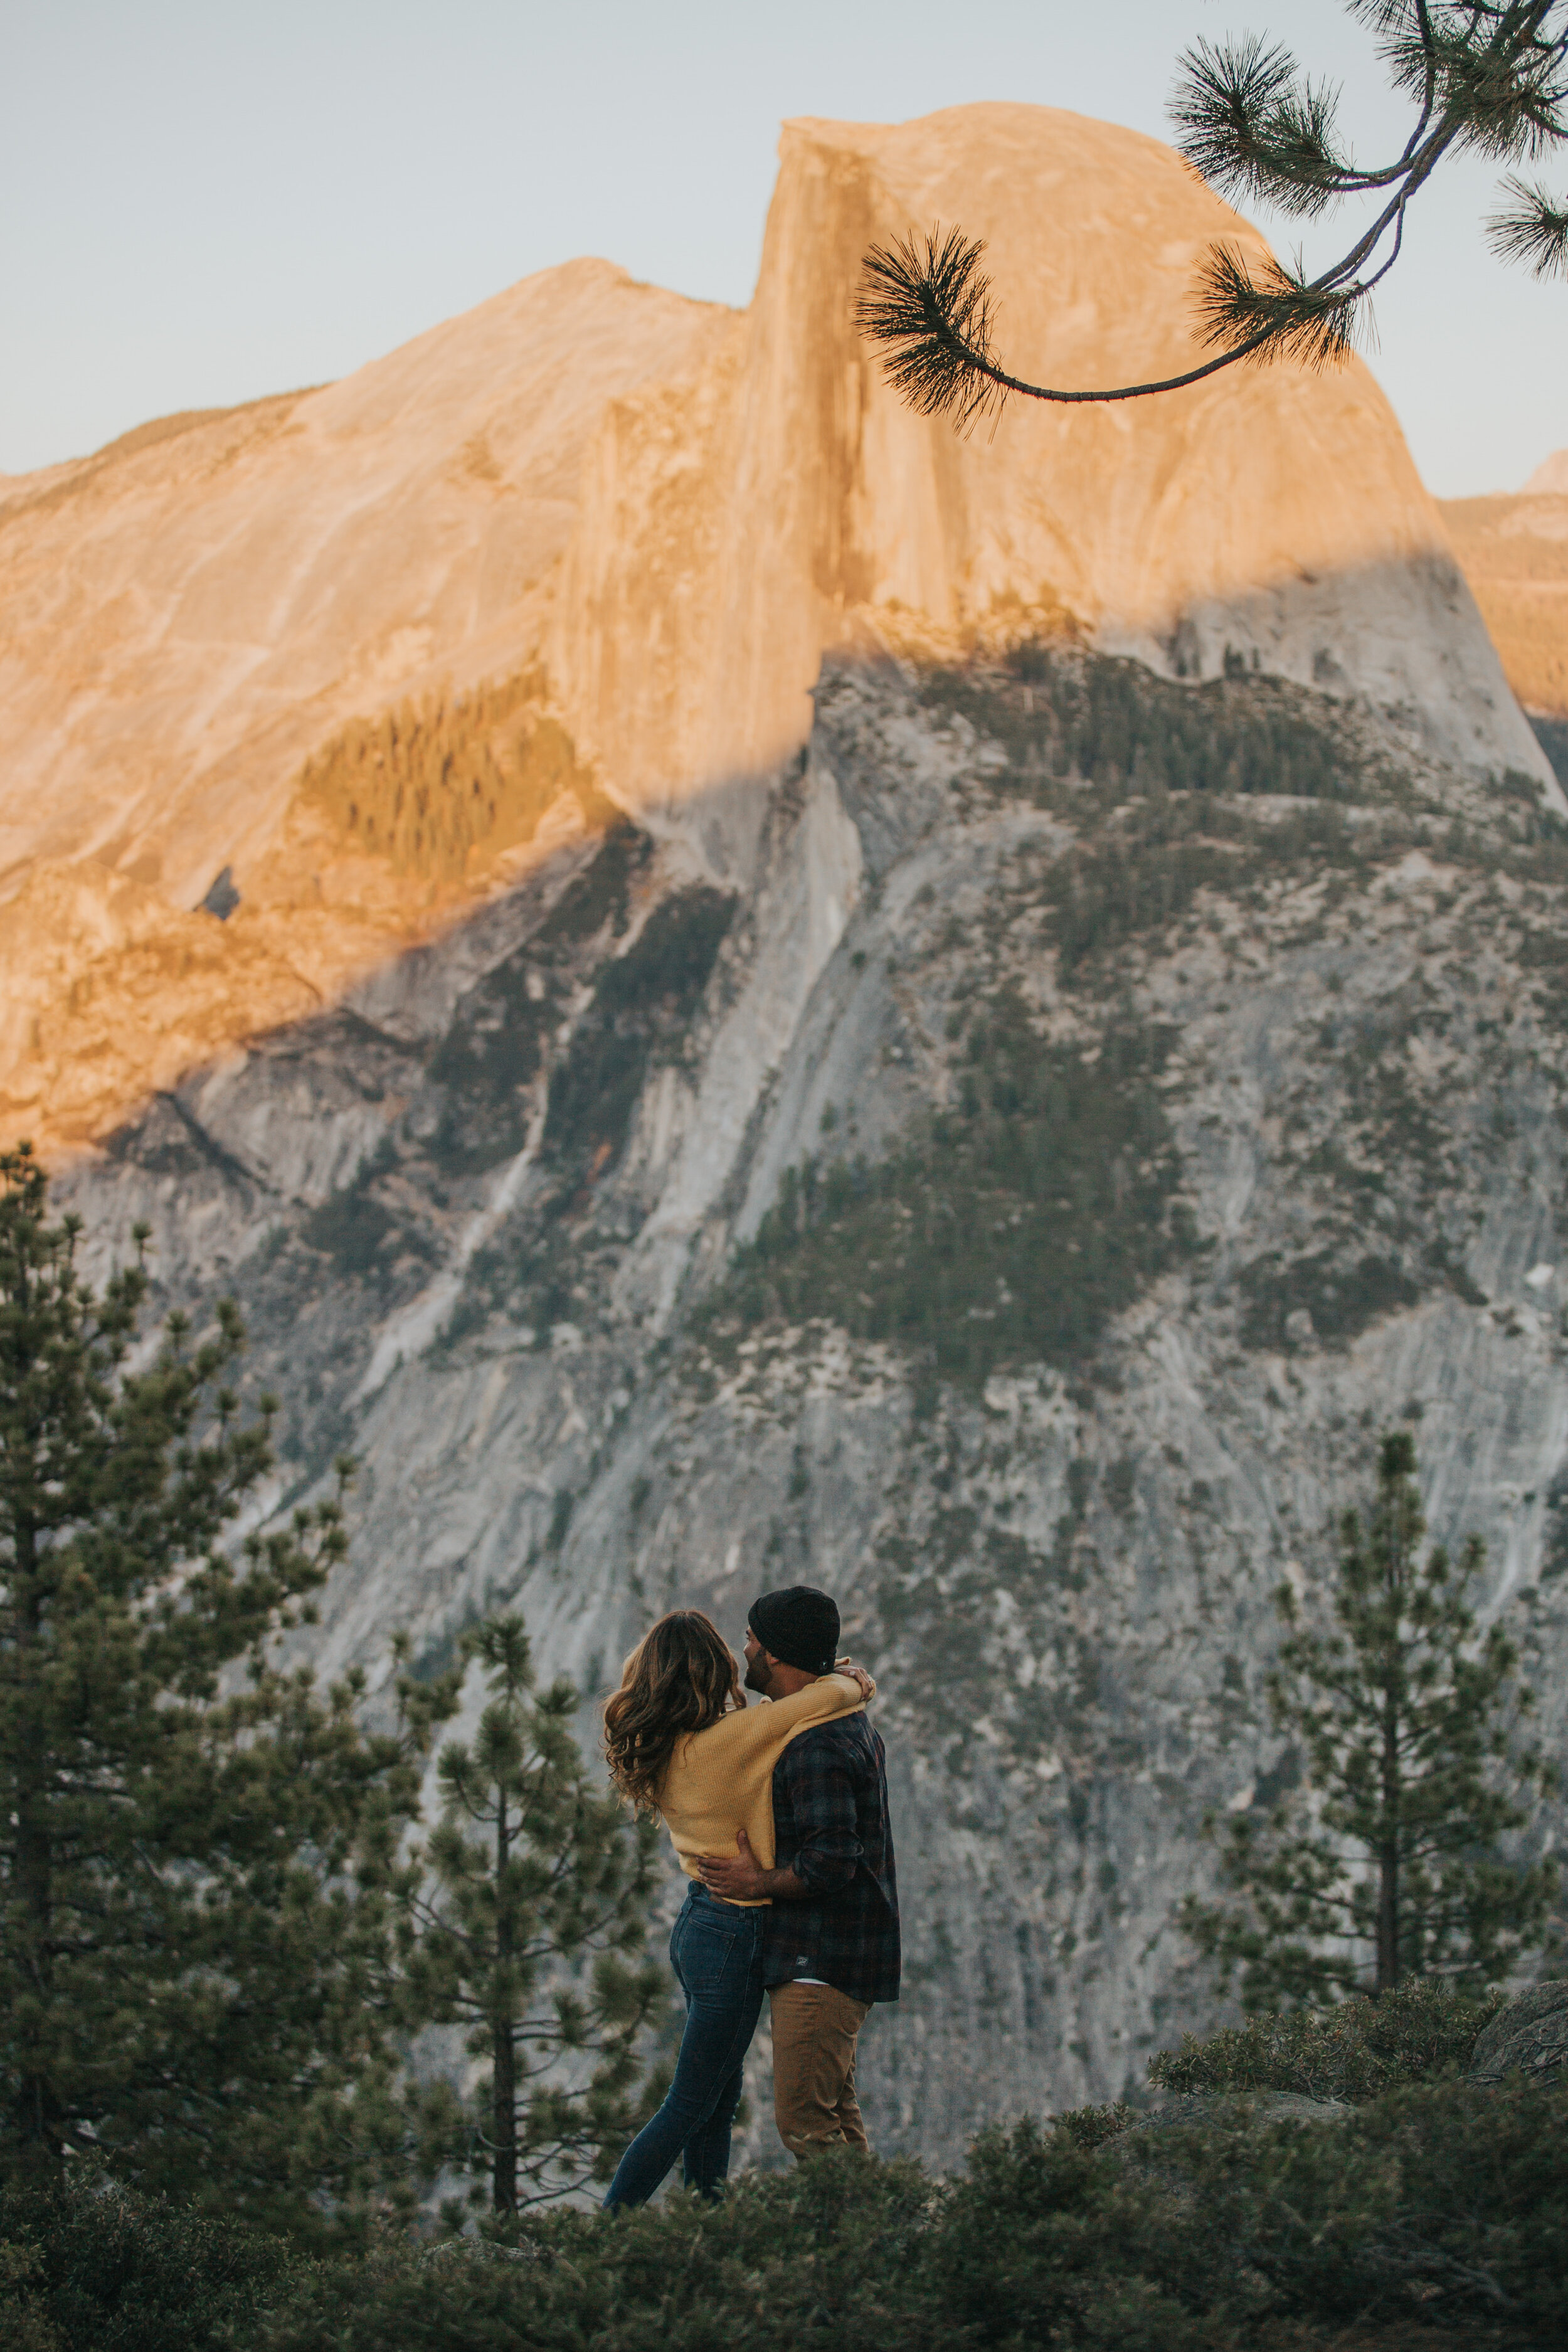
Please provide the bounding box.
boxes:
[1467,1981,1568,2087]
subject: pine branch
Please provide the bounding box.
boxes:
[857,3,1568,422]
[853,228,1276,425]
[1433,9,1568,161]
[854,230,1010,432]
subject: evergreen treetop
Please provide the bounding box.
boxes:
[391,1614,662,2218]
[1180,1429,1559,2005]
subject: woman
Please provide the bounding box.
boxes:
[600,1609,870,2207]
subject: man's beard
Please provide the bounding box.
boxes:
[743,1655,771,1695]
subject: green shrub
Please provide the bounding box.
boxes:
[253,2084,1568,2347]
[1052,2103,1135,2151]
[0,2177,295,2352]
[0,2242,64,2352]
[259,2154,938,2352]
[1147,2075,1568,2340]
[13,2084,1567,2350]
[1149,1978,1505,2100]
[913,2120,1221,2352]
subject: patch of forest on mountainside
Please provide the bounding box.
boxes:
[725,998,1197,1388]
[299,670,612,882]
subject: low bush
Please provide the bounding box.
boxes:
[910,2121,1221,2352]
[250,2084,1568,2346]
[0,2240,64,2352]
[1149,1977,1505,2100]
[6,2050,1564,2349]
[1145,2075,1568,2341]
[0,2176,296,2352]
[256,2156,943,2352]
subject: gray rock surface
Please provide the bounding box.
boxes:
[57,648,1568,2169]
[1468,1981,1568,2086]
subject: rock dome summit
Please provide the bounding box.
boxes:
[0,101,1551,1150]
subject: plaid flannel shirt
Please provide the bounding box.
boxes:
[761,1712,901,2006]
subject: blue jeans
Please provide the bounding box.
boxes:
[603,1884,764,2208]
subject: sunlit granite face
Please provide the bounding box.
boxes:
[0,102,1550,1153]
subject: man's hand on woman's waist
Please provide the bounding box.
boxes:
[697,1828,806,1904]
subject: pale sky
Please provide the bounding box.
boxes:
[4,0,1565,495]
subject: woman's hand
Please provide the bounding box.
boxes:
[837,1658,875,1702]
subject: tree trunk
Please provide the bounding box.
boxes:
[491,1793,516,2215]
[1377,1689,1401,1992]
[11,1517,63,2169]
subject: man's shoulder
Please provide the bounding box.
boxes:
[782,1710,884,1771]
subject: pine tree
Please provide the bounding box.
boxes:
[394,1616,662,2215]
[858,4,1568,421]
[0,1144,440,2228]
[1180,1431,1559,2006]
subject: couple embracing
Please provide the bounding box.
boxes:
[600,1583,899,2207]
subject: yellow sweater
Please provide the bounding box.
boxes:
[658,1675,868,1905]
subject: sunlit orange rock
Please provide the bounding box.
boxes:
[1441,452,1568,724]
[0,103,1549,1151]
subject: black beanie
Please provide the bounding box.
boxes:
[748,1584,840,1675]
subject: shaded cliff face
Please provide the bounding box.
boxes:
[1,102,1552,1151]
[60,647,1568,2162]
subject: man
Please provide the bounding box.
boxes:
[698,1584,899,2158]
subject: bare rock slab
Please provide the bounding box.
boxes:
[1468,1982,1568,2087]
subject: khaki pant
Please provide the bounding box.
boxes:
[768,1981,872,2158]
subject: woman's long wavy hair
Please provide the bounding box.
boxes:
[603,1610,744,1811]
